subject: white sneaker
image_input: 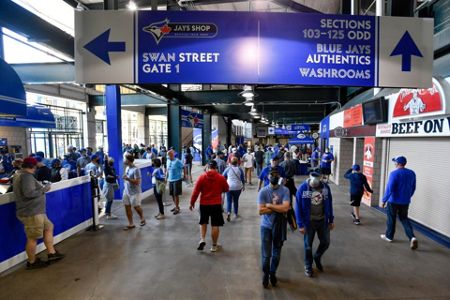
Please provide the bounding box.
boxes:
[380,234,392,242]
[106,214,118,220]
[410,237,418,250]
[156,214,165,220]
[210,245,218,252]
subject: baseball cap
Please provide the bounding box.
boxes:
[392,156,407,165]
[208,160,218,169]
[23,157,38,167]
[90,154,99,161]
[352,164,360,171]
[35,156,43,163]
[309,171,320,178]
[271,153,280,160]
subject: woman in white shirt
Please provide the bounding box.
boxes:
[223,157,245,221]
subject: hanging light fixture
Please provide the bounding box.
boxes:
[243,96,254,107]
[127,0,138,10]
[240,85,254,98]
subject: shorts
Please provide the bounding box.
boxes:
[199,205,224,227]
[350,194,363,207]
[123,192,142,207]
[321,167,331,175]
[185,164,192,174]
[18,214,54,240]
[169,180,182,196]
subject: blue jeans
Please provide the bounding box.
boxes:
[261,226,283,275]
[386,202,415,240]
[304,219,330,271]
[256,163,263,177]
[226,190,241,215]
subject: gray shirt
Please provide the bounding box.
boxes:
[13,170,47,217]
[124,165,142,196]
[310,186,325,221]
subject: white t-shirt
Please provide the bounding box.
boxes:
[242,153,254,168]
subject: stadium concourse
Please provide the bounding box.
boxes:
[0,164,448,300]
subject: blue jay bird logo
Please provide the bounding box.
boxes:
[143,19,172,44]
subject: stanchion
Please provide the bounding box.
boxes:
[87,176,104,231]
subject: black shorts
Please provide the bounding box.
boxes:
[169,180,182,196]
[350,194,363,206]
[199,205,224,227]
[321,167,331,175]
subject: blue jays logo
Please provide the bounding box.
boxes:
[143,19,218,44]
[143,19,173,45]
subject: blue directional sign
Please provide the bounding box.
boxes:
[75,11,433,88]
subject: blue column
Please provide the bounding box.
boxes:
[105,85,123,198]
[168,104,181,154]
[202,112,211,166]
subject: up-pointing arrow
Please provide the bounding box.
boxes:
[84,29,126,65]
[390,31,423,72]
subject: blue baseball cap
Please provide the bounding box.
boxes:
[271,153,279,160]
[352,164,360,171]
[90,154,99,161]
[35,156,43,163]
[392,156,407,165]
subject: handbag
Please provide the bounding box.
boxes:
[286,206,298,231]
[156,180,166,194]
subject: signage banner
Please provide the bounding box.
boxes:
[268,127,275,135]
[0,139,7,147]
[288,124,311,132]
[362,137,375,206]
[193,128,202,151]
[376,116,450,137]
[181,109,203,128]
[75,11,433,87]
[320,116,330,138]
[344,104,363,128]
[256,127,267,138]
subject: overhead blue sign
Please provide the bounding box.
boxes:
[289,124,311,132]
[320,116,330,138]
[76,11,433,88]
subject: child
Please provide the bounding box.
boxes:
[344,164,373,225]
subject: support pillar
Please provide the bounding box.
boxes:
[144,113,150,146]
[105,85,123,198]
[168,104,181,154]
[226,117,232,147]
[202,112,212,166]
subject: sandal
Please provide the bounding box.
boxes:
[123,225,136,230]
[140,220,146,226]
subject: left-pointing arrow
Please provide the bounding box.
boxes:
[84,29,126,65]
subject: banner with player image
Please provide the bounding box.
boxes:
[362,137,375,206]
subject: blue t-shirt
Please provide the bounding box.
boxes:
[258,185,290,229]
[167,158,183,182]
[259,165,286,187]
[320,152,334,168]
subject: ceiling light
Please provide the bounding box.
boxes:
[240,85,255,99]
[252,114,261,119]
[127,1,137,10]
[244,98,254,106]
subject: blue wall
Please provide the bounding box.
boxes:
[0,182,92,264]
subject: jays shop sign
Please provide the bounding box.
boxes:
[75,11,433,88]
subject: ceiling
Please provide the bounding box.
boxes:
[2,0,363,125]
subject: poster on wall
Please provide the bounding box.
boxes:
[256,127,267,138]
[343,104,363,128]
[181,109,203,128]
[362,137,375,206]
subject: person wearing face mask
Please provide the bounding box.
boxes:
[258,168,290,288]
[258,155,286,192]
[320,148,334,183]
[103,155,119,219]
[295,172,334,278]
[242,148,255,185]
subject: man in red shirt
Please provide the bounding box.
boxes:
[190,160,229,252]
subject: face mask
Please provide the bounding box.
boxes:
[270,176,280,185]
[309,176,321,188]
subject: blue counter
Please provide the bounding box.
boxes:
[0,176,92,273]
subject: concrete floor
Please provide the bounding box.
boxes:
[0,165,449,300]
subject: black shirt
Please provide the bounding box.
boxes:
[35,166,52,182]
[254,150,264,164]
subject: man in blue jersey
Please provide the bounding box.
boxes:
[380,156,418,250]
[320,148,334,183]
[258,155,286,192]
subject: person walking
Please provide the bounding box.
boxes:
[258,156,286,191]
[310,148,320,170]
[280,152,297,201]
[380,156,418,250]
[14,157,65,269]
[184,148,194,185]
[320,148,334,183]
[167,149,184,215]
[242,148,255,185]
[223,157,245,221]
[254,147,264,177]
[258,168,290,288]
[344,164,373,225]
[189,160,229,252]
[122,154,146,230]
[103,155,119,220]
[152,158,166,220]
[295,172,334,278]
